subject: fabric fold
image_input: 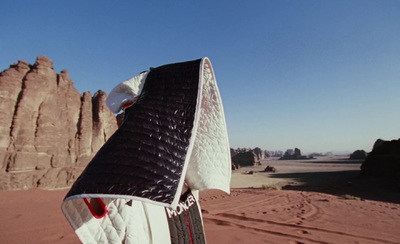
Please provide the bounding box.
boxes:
[62,57,230,243]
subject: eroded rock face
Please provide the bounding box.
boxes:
[0,60,31,167]
[361,139,400,178]
[77,92,93,166]
[92,90,118,154]
[252,147,267,160]
[0,56,117,190]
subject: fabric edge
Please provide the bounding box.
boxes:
[170,58,204,209]
[203,57,232,195]
[63,193,171,209]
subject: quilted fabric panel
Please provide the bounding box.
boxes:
[65,59,201,206]
[62,198,135,243]
[62,57,231,244]
[185,58,231,193]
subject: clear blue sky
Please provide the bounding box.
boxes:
[1,0,399,154]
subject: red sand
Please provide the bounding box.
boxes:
[201,189,400,244]
[1,158,399,243]
[1,188,399,243]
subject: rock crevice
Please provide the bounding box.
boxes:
[0,56,118,190]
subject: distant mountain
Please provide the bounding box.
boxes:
[0,56,118,190]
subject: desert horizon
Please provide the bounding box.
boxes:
[1,155,399,243]
[2,1,400,243]
[1,55,398,243]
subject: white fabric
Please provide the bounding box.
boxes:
[106,71,148,114]
[62,190,203,243]
[62,198,141,244]
[62,57,230,243]
[184,58,231,194]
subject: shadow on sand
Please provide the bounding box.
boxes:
[278,159,365,164]
[269,170,400,204]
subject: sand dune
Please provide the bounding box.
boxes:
[1,157,399,243]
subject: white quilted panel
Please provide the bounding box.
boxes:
[62,197,173,243]
[63,198,139,243]
[185,57,231,193]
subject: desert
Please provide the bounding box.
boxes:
[1,156,399,244]
[0,57,399,243]
[2,1,400,242]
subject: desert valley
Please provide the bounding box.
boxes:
[1,156,400,243]
[0,57,399,243]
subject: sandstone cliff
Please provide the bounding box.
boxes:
[0,56,118,190]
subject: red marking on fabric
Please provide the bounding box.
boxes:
[186,215,194,244]
[83,198,107,219]
[123,101,135,110]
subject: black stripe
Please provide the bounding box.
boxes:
[165,190,206,244]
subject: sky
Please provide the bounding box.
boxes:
[1,0,399,154]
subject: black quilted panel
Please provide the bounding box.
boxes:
[66,59,201,205]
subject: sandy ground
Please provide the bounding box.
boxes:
[1,156,399,243]
[231,157,363,189]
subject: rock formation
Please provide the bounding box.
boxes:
[232,151,260,168]
[263,165,276,173]
[252,147,267,160]
[230,148,251,158]
[265,150,283,157]
[231,147,270,159]
[349,150,368,160]
[0,56,118,190]
[279,148,313,160]
[361,138,400,178]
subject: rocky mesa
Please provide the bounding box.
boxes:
[0,56,118,190]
